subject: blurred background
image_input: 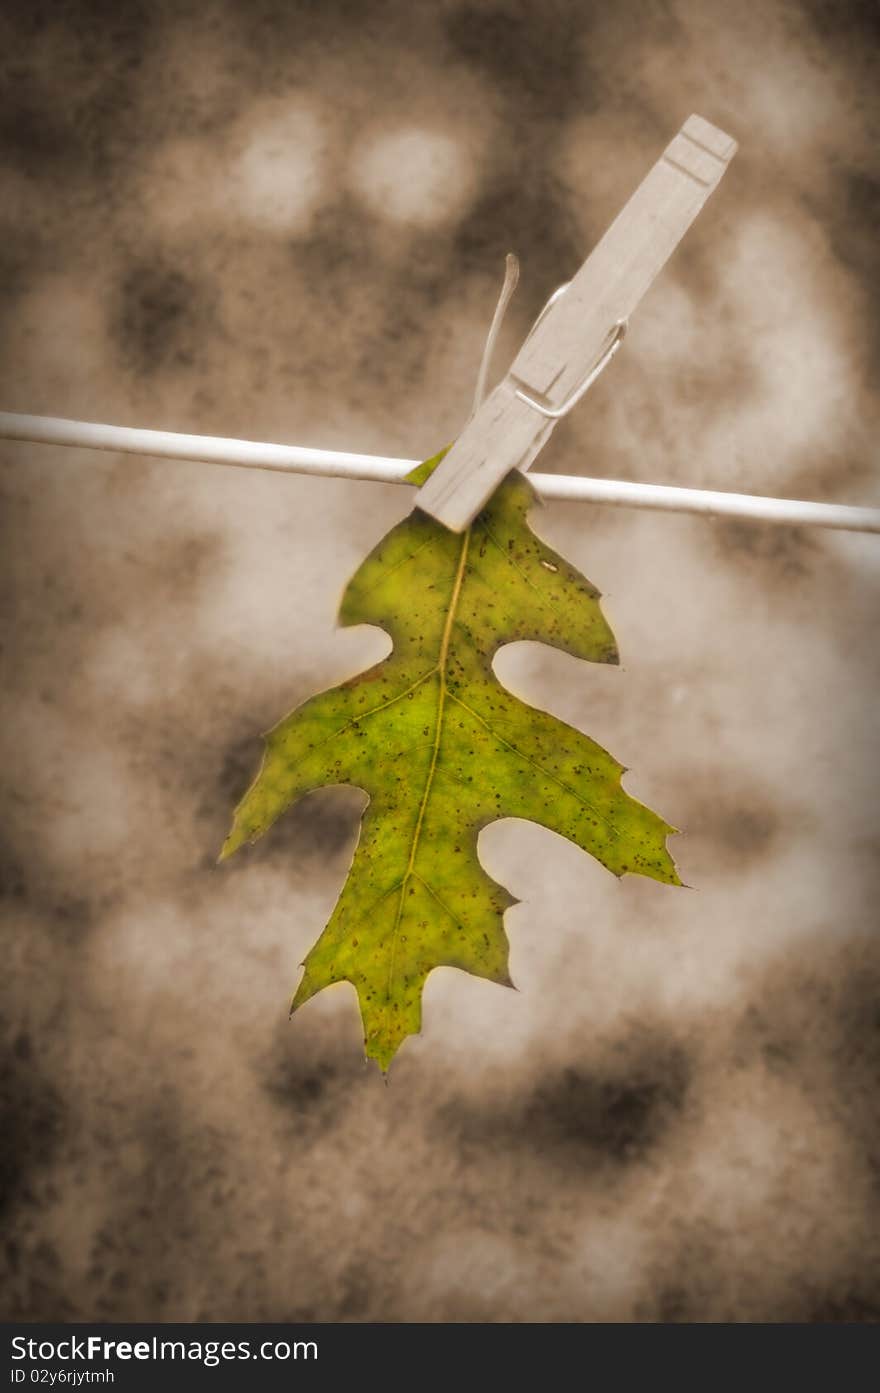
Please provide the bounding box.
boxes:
[1,0,878,1322]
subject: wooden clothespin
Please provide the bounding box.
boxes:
[415,114,738,532]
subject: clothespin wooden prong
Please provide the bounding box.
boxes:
[415,114,738,532]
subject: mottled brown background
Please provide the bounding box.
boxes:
[1,0,878,1323]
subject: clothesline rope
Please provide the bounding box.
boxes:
[1,410,878,535]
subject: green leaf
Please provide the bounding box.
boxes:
[221,450,679,1070]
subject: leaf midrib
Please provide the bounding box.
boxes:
[384,527,472,1004]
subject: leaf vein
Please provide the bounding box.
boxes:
[482,522,549,605]
[350,534,437,600]
[411,871,464,933]
[448,692,622,841]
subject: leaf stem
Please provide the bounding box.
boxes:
[470,253,520,419]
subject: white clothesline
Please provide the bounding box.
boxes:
[1,410,878,535]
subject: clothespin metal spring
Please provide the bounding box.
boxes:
[515,291,628,421]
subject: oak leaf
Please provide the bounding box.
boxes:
[221,452,679,1069]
